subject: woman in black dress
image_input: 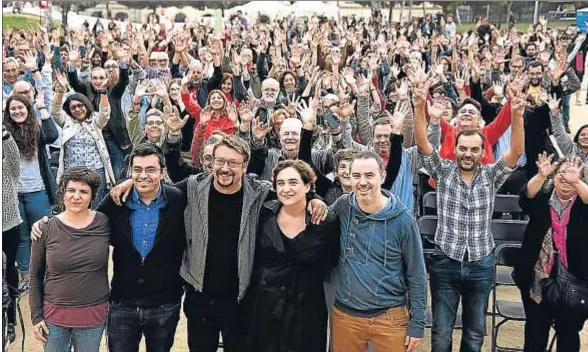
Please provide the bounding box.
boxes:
[244,160,340,352]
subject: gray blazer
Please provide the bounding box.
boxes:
[179,173,272,302]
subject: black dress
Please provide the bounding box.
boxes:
[243,200,340,352]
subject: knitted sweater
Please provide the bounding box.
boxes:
[2,133,22,231]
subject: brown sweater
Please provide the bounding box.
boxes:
[29,212,110,325]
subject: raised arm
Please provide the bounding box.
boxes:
[414,88,433,156]
[501,94,525,169]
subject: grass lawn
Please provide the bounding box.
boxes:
[2,13,61,30]
[456,19,576,33]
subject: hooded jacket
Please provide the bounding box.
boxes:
[329,190,427,338]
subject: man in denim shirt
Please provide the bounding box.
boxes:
[329,150,427,352]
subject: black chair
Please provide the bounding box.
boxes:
[491,244,526,352]
[491,219,528,287]
[493,194,527,220]
[491,219,528,248]
[416,215,437,255]
[422,192,437,216]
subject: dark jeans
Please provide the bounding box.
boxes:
[183,289,245,352]
[2,225,19,324]
[91,167,106,210]
[562,94,570,127]
[430,248,494,352]
[521,293,588,352]
[104,137,127,181]
[107,301,180,352]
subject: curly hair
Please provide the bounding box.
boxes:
[206,89,229,113]
[4,94,40,161]
[55,166,102,212]
[272,160,317,198]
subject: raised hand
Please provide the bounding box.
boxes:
[290,44,302,65]
[153,79,168,97]
[454,69,468,91]
[545,93,560,115]
[163,105,188,134]
[281,93,300,117]
[54,70,69,91]
[23,50,37,71]
[199,107,213,126]
[134,80,150,98]
[238,101,254,124]
[295,98,317,126]
[342,67,356,85]
[338,98,356,121]
[251,118,271,141]
[427,98,445,122]
[536,152,558,179]
[560,157,584,186]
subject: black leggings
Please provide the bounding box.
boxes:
[3,225,20,324]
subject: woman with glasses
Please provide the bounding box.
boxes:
[3,94,58,295]
[243,160,340,352]
[30,166,109,352]
[514,154,588,352]
[52,77,114,209]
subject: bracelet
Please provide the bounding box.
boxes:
[31,69,40,74]
[97,90,108,95]
[37,106,47,111]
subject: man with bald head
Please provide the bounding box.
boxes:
[67,50,131,179]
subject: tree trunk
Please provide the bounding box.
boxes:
[400,0,405,25]
[506,0,513,25]
[389,1,393,23]
[408,0,412,22]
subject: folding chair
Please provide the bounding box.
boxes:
[491,244,526,352]
[421,192,437,216]
[493,194,526,220]
[491,219,528,286]
[416,215,437,256]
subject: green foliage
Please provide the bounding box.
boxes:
[2,14,61,30]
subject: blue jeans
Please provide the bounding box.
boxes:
[17,190,52,274]
[429,248,494,352]
[104,138,126,181]
[43,321,105,352]
[107,301,180,352]
[91,168,106,210]
[562,94,570,126]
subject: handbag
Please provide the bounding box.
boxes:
[542,253,588,312]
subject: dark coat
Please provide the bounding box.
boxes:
[513,185,588,296]
[37,117,59,206]
[243,200,340,352]
[97,184,187,306]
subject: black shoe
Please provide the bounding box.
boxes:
[565,124,571,134]
[7,323,16,343]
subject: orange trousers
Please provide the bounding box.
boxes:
[331,305,409,352]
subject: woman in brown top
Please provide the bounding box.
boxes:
[29,166,110,351]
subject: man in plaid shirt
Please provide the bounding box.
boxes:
[412,77,526,352]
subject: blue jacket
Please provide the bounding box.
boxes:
[330,189,427,338]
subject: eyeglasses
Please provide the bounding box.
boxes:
[213,158,245,168]
[70,104,85,112]
[131,167,162,175]
[202,155,213,162]
[105,65,118,70]
[146,121,164,126]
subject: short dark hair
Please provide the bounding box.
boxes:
[272,160,317,197]
[455,129,486,150]
[373,117,390,128]
[213,135,251,162]
[56,166,102,211]
[351,150,385,174]
[334,148,360,169]
[525,42,537,50]
[129,143,166,169]
[527,60,544,72]
[457,98,482,113]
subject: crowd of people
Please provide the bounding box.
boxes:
[2,7,588,352]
